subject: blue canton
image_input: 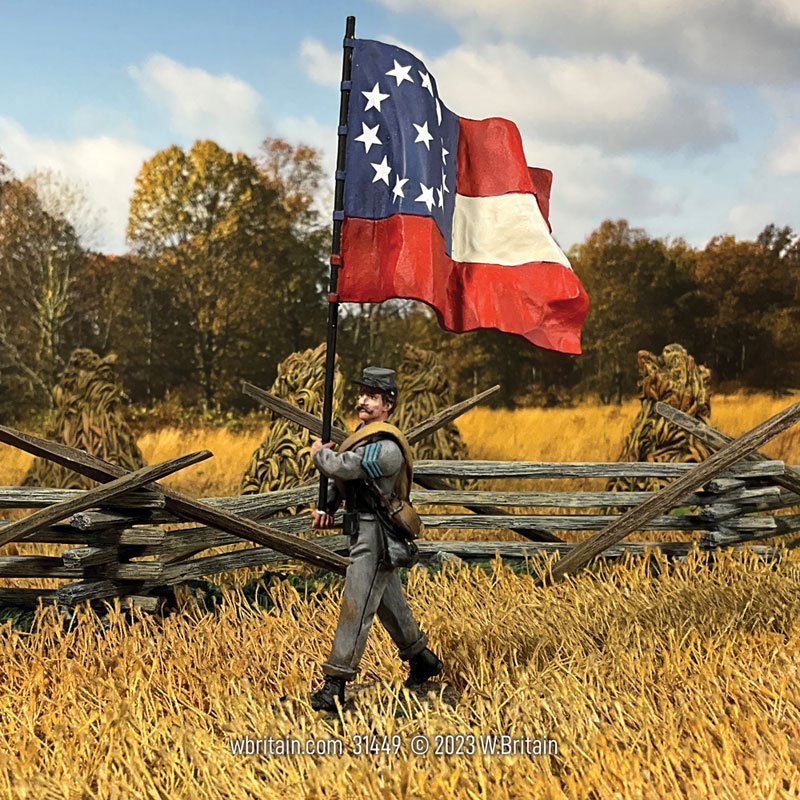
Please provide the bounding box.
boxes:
[344,38,460,256]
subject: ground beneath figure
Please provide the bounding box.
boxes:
[272,678,459,719]
[345,679,460,714]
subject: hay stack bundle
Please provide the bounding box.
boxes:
[24,349,144,490]
[607,343,713,494]
[394,344,473,474]
[241,343,347,494]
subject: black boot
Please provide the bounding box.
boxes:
[405,648,443,687]
[310,677,346,712]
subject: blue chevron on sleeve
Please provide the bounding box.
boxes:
[367,443,381,478]
[361,443,374,477]
[362,442,382,478]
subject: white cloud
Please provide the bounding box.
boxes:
[0,116,151,254]
[377,0,800,82]
[727,202,777,240]
[302,36,428,86]
[275,114,336,219]
[300,37,341,88]
[374,36,428,62]
[293,38,697,247]
[302,39,732,154]
[1,53,342,255]
[769,131,800,175]
[275,114,336,179]
[763,0,800,27]
[429,45,733,153]
[762,88,800,176]
[519,136,679,248]
[128,54,267,151]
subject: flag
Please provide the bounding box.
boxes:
[338,38,589,354]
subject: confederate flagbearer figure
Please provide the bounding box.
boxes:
[309,366,443,712]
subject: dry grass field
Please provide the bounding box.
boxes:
[2,392,800,798]
[2,390,799,497]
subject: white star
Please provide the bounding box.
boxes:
[354,122,382,153]
[435,99,442,125]
[385,60,413,86]
[392,175,408,201]
[436,187,444,209]
[415,183,435,212]
[419,70,434,96]
[441,144,449,165]
[370,155,391,185]
[362,82,390,112]
[442,169,450,194]
[413,120,434,150]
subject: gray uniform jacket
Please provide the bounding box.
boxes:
[312,437,404,519]
[313,434,428,678]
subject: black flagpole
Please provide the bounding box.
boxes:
[318,15,356,512]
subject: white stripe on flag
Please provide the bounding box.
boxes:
[451,193,572,268]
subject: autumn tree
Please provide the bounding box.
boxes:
[757,225,800,388]
[569,220,698,402]
[126,139,327,409]
[257,138,328,233]
[0,175,89,416]
[254,137,329,360]
[93,253,196,406]
[691,225,800,389]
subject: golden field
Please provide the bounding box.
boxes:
[2,390,799,497]
[1,392,800,799]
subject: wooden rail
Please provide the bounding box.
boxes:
[0,456,796,609]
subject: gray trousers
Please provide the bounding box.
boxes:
[322,515,428,680]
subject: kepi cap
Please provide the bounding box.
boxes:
[354,366,398,400]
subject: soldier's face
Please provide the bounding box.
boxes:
[356,388,392,424]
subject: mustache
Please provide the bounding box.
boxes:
[357,405,370,412]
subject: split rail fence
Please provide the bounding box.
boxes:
[1,457,798,611]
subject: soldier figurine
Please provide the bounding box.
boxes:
[308,366,443,712]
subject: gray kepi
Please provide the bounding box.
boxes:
[354,366,398,403]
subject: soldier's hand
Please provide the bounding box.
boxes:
[311,509,334,529]
[310,439,335,459]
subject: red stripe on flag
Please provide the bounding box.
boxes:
[340,216,589,354]
[528,167,552,230]
[456,117,534,198]
[456,117,553,228]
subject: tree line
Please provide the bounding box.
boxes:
[0,140,798,424]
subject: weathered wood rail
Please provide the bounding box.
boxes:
[1,457,797,610]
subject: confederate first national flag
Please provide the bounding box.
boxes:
[339,38,590,354]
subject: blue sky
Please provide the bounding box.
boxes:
[2,0,799,254]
